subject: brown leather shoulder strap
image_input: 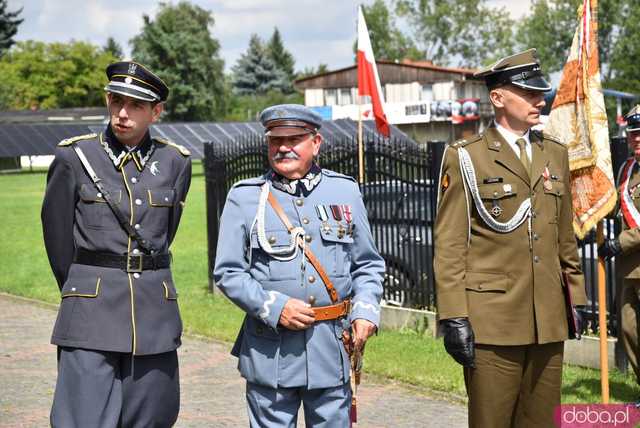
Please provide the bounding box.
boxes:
[267,191,339,303]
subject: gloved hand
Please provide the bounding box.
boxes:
[440,317,475,368]
[598,238,621,260]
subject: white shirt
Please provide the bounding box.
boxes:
[494,120,532,162]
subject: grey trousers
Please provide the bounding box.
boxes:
[50,347,179,428]
[245,382,351,428]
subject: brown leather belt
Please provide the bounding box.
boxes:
[312,299,351,322]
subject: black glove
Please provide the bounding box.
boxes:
[440,317,475,368]
[598,238,621,260]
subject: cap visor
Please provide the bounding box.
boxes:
[512,76,553,92]
[267,127,315,137]
[105,84,158,102]
[627,126,640,133]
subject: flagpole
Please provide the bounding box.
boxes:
[597,222,610,403]
[358,98,364,184]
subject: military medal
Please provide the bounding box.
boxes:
[315,205,332,234]
[491,201,503,217]
[330,205,346,238]
[542,167,553,191]
[341,204,354,237]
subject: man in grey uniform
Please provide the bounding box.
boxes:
[42,61,191,427]
[214,104,385,427]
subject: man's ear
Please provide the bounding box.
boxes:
[489,88,504,109]
[104,93,110,107]
[151,102,164,123]
[312,133,323,157]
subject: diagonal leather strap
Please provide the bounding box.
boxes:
[267,192,339,304]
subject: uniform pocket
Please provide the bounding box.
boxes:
[61,277,101,298]
[147,188,175,207]
[147,188,175,232]
[477,182,519,220]
[319,224,353,276]
[78,184,122,230]
[262,229,299,280]
[464,271,509,293]
[162,280,178,300]
[544,181,565,223]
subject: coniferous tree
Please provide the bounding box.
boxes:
[0,0,23,56]
[103,37,124,59]
[232,34,290,95]
[266,27,295,89]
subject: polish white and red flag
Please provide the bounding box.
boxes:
[357,6,390,137]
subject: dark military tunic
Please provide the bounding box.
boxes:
[42,125,191,355]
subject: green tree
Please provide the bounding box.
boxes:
[266,27,295,86]
[103,37,124,59]
[0,40,117,110]
[232,34,290,95]
[130,1,226,121]
[354,0,421,62]
[395,0,514,67]
[607,2,640,94]
[296,63,329,80]
[0,0,22,56]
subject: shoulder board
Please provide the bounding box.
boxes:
[450,134,481,149]
[540,131,564,146]
[58,133,97,147]
[321,169,357,183]
[232,176,266,188]
[153,137,191,156]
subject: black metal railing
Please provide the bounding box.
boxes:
[203,132,629,335]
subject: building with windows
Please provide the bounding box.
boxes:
[294,59,493,143]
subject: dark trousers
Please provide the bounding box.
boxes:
[50,347,180,428]
[464,342,564,428]
[621,278,640,383]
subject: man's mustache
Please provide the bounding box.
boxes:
[273,151,300,161]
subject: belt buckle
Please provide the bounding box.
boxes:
[126,254,143,273]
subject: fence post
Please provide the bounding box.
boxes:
[203,142,227,293]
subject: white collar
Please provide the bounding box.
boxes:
[494,120,530,146]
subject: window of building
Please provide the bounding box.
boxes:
[421,84,433,102]
[339,88,353,105]
[325,89,338,106]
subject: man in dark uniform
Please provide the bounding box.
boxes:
[434,49,586,427]
[42,61,191,427]
[601,105,640,387]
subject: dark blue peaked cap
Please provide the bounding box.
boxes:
[626,105,640,132]
[105,61,169,102]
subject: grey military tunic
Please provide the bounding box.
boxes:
[41,125,191,355]
[213,169,385,389]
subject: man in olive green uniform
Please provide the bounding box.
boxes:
[600,105,640,386]
[434,49,586,427]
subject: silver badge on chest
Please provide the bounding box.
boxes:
[149,161,160,176]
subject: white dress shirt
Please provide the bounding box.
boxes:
[494,120,532,163]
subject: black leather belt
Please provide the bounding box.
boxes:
[74,248,171,273]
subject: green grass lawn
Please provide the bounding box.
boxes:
[1,164,638,404]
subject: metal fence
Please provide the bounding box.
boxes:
[203,133,630,335]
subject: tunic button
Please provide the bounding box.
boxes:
[132,248,140,255]
[308,295,316,305]
[135,199,142,206]
[133,273,140,279]
[71,287,76,292]
[308,275,316,283]
[533,233,539,241]
[302,217,310,224]
[534,256,540,263]
[131,177,137,184]
[493,191,499,197]
[134,224,141,230]
[296,199,304,207]
[305,235,312,243]
[268,236,276,244]
[97,192,102,198]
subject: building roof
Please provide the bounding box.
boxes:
[295,60,479,90]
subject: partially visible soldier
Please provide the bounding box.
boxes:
[42,61,191,427]
[600,105,640,387]
[214,104,385,427]
[434,49,586,427]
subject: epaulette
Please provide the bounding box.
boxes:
[153,137,191,156]
[540,131,564,146]
[232,176,266,188]
[321,169,357,183]
[450,134,482,149]
[58,133,97,147]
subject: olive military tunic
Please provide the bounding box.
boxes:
[434,126,586,345]
[42,126,191,355]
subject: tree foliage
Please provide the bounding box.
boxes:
[395,0,515,67]
[131,1,226,121]
[103,37,124,60]
[232,34,290,95]
[266,28,295,84]
[0,0,22,55]
[354,0,421,62]
[0,40,117,110]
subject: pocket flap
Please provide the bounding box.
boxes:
[61,278,101,298]
[148,189,175,207]
[245,316,280,340]
[162,280,178,300]
[319,225,354,244]
[543,181,565,197]
[478,183,517,200]
[465,271,509,292]
[255,229,297,250]
[79,184,121,203]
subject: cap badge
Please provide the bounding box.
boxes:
[276,110,286,118]
[125,76,133,84]
[128,63,137,75]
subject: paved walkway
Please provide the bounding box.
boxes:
[0,294,467,427]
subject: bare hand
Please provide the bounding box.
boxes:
[352,319,376,350]
[279,298,315,330]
